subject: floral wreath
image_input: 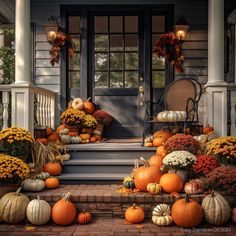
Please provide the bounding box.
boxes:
[153,33,184,72]
[49,32,74,66]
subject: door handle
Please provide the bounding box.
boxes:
[139,85,144,106]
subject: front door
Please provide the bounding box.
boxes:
[65,6,173,138]
[89,13,144,137]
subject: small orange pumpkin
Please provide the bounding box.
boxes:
[46,127,53,136]
[152,137,166,147]
[45,177,60,189]
[52,192,76,225]
[44,162,62,176]
[156,146,168,157]
[80,134,91,140]
[36,138,48,145]
[148,154,164,169]
[89,136,97,143]
[159,173,183,193]
[144,142,153,147]
[153,129,173,140]
[77,210,92,224]
[68,131,79,137]
[47,132,59,142]
[203,124,214,134]
[83,98,95,114]
[125,204,145,224]
[172,194,203,227]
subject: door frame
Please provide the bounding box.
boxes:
[60,4,174,112]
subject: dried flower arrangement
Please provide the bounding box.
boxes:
[205,166,236,194]
[192,155,220,177]
[93,110,113,126]
[164,134,200,155]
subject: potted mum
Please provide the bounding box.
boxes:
[81,114,97,135]
[163,150,197,182]
[0,127,34,161]
[0,154,30,197]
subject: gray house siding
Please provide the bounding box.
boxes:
[31,0,236,124]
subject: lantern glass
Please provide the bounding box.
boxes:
[44,17,59,43]
[174,24,190,41]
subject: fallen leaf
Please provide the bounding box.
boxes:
[124,220,133,225]
[136,224,144,229]
[171,192,180,198]
[24,226,36,231]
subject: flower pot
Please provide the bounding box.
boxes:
[168,169,188,183]
[65,124,79,133]
[0,183,20,198]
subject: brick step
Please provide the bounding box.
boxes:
[24,185,236,219]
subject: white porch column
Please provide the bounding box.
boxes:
[11,0,34,133]
[0,29,4,83]
[205,0,227,137]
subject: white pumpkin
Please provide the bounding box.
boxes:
[26,196,51,225]
[58,128,69,135]
[36,172,50,180]
[157,111,187,122]
[22,179,45,192]
[201,191,231,225]
[71,97,84,110]
[194,135,208,143]
[93,130,102,135]
[152,204,172,226]
[60,135,71,144]
[62,154,71,161]
[1,188,30,223]
[71,136,82,143]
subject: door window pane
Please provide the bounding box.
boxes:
[110,72,123,88]
[69,53,80,70]
[125,35,138,51]
[152,16,165,33]
[69,71,80,88]
[125,16,138,32]
[71,35,80,51]
[125,53,138,70]
[95,53,108,70]
[110,35,123,51]
[95,72,109,88]
[95,35,108,51]
[152,34,162,49]
[152,71,165,88]
[110,53,123,70]
[95,16,108,33]
[110,16,123,33]
[69,16,80,33]
[125,71,138,88]
[152,54,165,70]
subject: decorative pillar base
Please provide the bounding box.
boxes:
[205,83,227,137]
[11,83,35,134]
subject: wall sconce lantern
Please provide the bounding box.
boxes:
[174,16,190,41]
[43,16,60,43]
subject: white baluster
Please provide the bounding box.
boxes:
[2,91,9,130]
[230,90,236,135]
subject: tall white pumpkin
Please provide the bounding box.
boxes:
[1,188,30,223]
[201,191,231,225]
[26,196,51,225]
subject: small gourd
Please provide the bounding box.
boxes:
[71,97,84,110]
[147,183,161,195]
[36,172,50,180]
[26,196,51,225]
[152,204,172,226]
[123,176,135,189]
[77,210,92,224]
[22,179,45,192]
[184,179,205,194]
[71,136,82,144]
[62,154,71,161]
[60,135,71,144]
[58,128,69,135]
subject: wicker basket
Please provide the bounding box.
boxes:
[0,183,20,197]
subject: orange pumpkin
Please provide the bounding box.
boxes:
[148,154,164,169]
[89,136,97,143]
[44,162,62,176]
[125,204,145,224]
[172,194,203,227]
[68,131,79,137]
[83,98,95,114]
[156,146,168,157]
[80,134,90,140]
[52,192,76,225]
[36,138,48,145]
[144,142,153,147]
[46,127,53,136]
[47,132,59,142]
[45,177,60,189]
[153,129,173,140]
[203,124,214,134]
[134,158,162,191]
[159,173,183,193]
[152,137,166,147]
[77,211,92,224]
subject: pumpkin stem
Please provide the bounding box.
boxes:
[132,204,137,209]
[185,194,190,203]
[140,157,149,167]
[37,196,41,200]
[63,192,71,201]
[87,97,92,102]
[210,190,215,197]
[15,187,22,195]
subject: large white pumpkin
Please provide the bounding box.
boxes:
[22,179,45,192]
[1,188,30,223]
[201,191,231,225]
[26,196,51,225]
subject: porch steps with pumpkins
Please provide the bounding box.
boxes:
[58,142,155,184]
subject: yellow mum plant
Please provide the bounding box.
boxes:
[83,114,97,128]
[206,136,236,166]
[60,108,85,125]
[0,127,34,159]
[0,154,30,184]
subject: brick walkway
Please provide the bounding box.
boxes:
[0,219,235,236]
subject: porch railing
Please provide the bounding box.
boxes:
[0,84,56,131]
[228,84,236,136]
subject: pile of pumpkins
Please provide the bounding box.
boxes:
[23,162,65,192]
[35,127,60,144]
[0,188,92,226]
[57,97,103,144]
[125,192,236,227]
